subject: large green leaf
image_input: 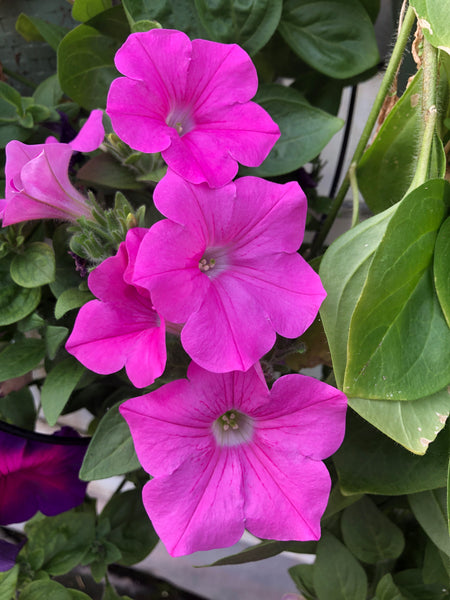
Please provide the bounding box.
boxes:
[0,262,40,326]
[334,412,449,495]
[344,180,450,401]
[0,339,46,381]
[80,401,140,480]
[194,0,282,55]
[434,216,450,327]
[410,1,450,55]
[58,25,119,110]
[341,496,405,564]
[85,5,130,42]
[20,580,91,600]
[319,206,395,388]
[41,358,85,426]
[278,0,379,79]
[409,489,450,558]
[313,532,368,600]
[349,387,449,455]
[72,0,112,22]
[10,242,56,288]
[15,14,69,51]
[244,84,343,177]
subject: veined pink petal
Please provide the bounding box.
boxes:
[181,274,276,372]
[142,448,245,556]
[69,109,105,152]
[241,445,330,541]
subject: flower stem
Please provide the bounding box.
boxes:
[2,66,37,90]
[310,4,416,256]
[407,37,439,191]
[349,162,360,228]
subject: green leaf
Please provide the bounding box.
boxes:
[394,569,449,600]
[77,153,146,190]
[409,488,450,558]
[80,401,141,481]
[55,287,94,320]
[0,262,41,326]
[100,489,159,565]
[319,205,395,388]
[25,508,96,576]
[341,496,405,564]
[20,580,91,600]
[0,82,33,147]
[359,0,380,22]
[348,388,449,455]
[86,5,130,42]
[334,411,449,495]
[410,1,450,55]
[0,387,36,429]
[45,325,68,360]
[0,339,46,380]
[344,180,450,401]
[194,0,282,55]
[72,0,112,22]
[279,0,379,79]
[423,539,450,585]
[434,216,450,327]
[33,74,64,107]
[50,226,86,299]
[15,13,69,51]
[313,531,368,600]
[58,25,119,110]
[243,84,343,177]
[289,564,316,600]
[0,565,19,600]
[10,243,56,288]
[375,573,405,600]
[41,358,85,426]
[358,70,423,213]
[201,539,316,566]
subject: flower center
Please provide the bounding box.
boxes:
[198,257,216,272]
[212,410,254,447]
[166,105,195,137]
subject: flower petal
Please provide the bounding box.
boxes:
[242,444,330,541]
[142,448,245,556]
[69,109,105,152]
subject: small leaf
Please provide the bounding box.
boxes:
[10,243,56,288]
[0,263,40,326]
[409,488,450,558]
[0,339,46,381]
[15,13,69,51]
[279,0,379,78]
[80,402,141,481]
[55,287,94,320]
[33,75,64,107]
[194,0,282,55]
[45,325,69,360]
[341,496,405,564]
[334,411,449,495]
[244,84,343,177]
[375,573,405,600]
[434,216,450,327]
[85,5,130,42]
[0,388,36,429]
[289,564,316,600]
[72,0,112,22]
[122,0,207,39]
[41,358,85,426]
[202,539,316,566]
[58,25,119,110]
[20,580,91,600]
[0,565,19,600]
[313,531,368,600]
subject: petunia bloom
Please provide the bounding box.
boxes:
[0,539,24,572]
[106,29,279,188]
[1,109,104,226]
[120,362,347,556]
[66,228,167,388]
[0,427,87,527]
[133,171,326,373]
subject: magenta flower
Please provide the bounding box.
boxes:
[120,362,347,556]
[106,29,279,188]
[0,427,87,527]
[1,109,104,226]
[66,228,167,388]
[133,171,326,372]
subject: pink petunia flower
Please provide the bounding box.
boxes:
[106,29,279,188]
[0,426,87,527]
[133,171,326,373]
[120,362,347,556]
[1,109,104,226]
[66,228,167,388]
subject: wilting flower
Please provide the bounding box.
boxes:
[120,362,347,556]
[107,29,279,188]
[66,228,167,388]
[133,171,326,373]
[1,109,104,226]
[0,427,87,527]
